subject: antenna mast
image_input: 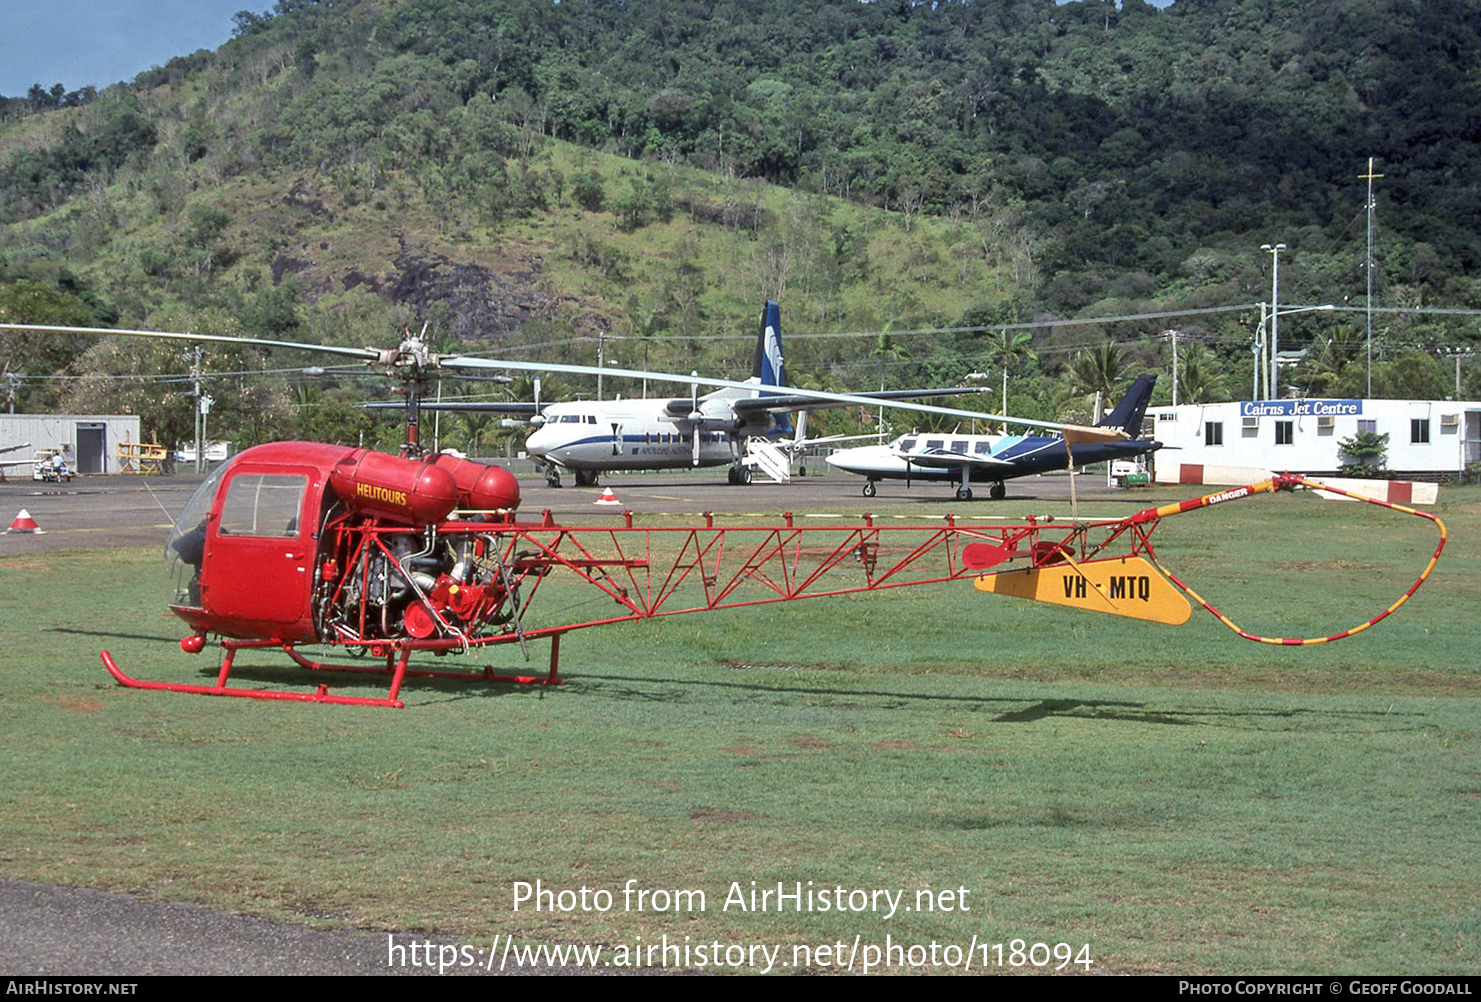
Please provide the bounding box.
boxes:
[1360,157,1384,397]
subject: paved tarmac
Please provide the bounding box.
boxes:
[0,467,1165,556]
[0,464,1165,976]
[0,880,457,976]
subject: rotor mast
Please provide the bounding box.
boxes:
[374,326,437,458]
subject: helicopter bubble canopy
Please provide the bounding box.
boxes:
[166,459,233,607]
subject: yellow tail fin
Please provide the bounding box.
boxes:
[974,555,1191,625]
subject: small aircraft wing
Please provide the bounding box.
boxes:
[894,449,1017,469]
[730,386,988,416]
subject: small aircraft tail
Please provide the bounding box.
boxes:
[1097,374,1156,438]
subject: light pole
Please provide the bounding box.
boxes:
[1261,243,1285,396]
[1161,329,1180,407]
[965,371,991,435]
[595,331,607,401]
[1253,303,1334,399]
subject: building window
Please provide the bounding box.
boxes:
[1275,421,1294,445]
[1205,421,1223,446]
[1358,419,1376,434]
[1411,419,1430,444]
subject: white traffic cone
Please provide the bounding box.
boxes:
[594,487,622,506]
[6,509,43,534]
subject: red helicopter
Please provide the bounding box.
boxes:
[2,319,1449,708]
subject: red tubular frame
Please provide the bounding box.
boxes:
[102,473,1446,706]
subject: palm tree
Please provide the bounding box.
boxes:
[1295,323,1364,397]
[989,330,1036,418]
[869,331,911,436]
[1176,343,1231,404]
[1068,340,1126,420]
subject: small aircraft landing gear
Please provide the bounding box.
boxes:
[544,466,562,488]
[574,469,599,487]
[727,464,752,485]
[956,486,973,501]
[989,481,1006,500]
[862,481,877,498]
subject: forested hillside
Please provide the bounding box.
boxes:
[1,0,1478,451]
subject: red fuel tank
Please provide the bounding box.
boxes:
[432,454,521,512]
[328,450,460,523]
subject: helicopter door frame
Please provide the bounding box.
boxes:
[199,463,328,638]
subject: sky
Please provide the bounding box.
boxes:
[0,1,249,97]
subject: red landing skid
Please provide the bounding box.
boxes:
[102,636,565,709]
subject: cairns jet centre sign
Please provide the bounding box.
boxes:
[1239,399,1363,417]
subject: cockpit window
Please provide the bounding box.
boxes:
[218,474,307,537]
[559,414,582,423]
[899,438,917,451]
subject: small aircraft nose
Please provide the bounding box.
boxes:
[825,449,864,473]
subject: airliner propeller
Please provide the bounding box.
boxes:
[688,371,702,466]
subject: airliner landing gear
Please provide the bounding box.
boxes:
[989,481,1006,500]
[727,464,752,485]
[574,469,599,487]
[862,481,877,498]
[544,466,562,488]
[955,486,973,501]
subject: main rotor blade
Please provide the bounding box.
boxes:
[0,323,385,361]
[440,355,1097,435]
[4,322,1119,438]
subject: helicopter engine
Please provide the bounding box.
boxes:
[314,451,521,646]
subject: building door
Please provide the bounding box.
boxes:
[75,423,106,473]
[1466,412,1481,467]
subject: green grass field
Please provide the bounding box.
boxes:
[1,485,1476,974]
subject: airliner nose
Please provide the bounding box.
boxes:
[525,427,552,458]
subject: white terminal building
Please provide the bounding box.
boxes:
[1147,398,1481,483]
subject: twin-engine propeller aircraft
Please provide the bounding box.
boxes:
[0,321,1445,708]
[405,302,988,487]
[827,375,1161,500]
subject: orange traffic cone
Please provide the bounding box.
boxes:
[594,487,622,506]
[6,509,42,534]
